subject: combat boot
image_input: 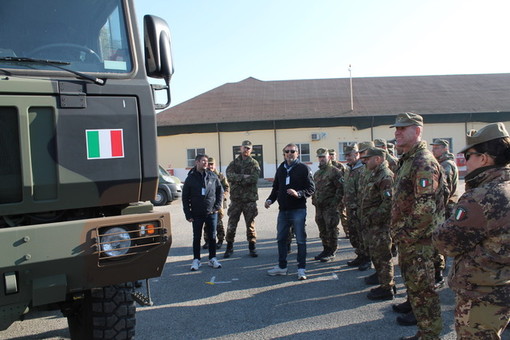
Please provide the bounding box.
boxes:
[364,272,379,285]
[396,311,418,326]
[320,249,336,262]
[249,242,258,257]
[392,299,412,314]
[367,286,394,301]
[358,256,372,271]
[314,248,328,261]
[346,255,363,267]
[223,242,234,258]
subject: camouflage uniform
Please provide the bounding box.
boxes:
[204,169,229,243]
[344,159,367,258]
[331,159,348,237]
[225,155,260,244]
[360,160,394,290]
[437,151,459,218]
[391,141,446,339]
[433,166,510,340]
[312,159,343,257]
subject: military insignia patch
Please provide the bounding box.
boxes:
[384,190,392,197]
[454,207,467,221]
[419,178,430,187]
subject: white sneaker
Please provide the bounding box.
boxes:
[208,257,222,269]
[267,265,288,276]
[297,268,307,280]
[190,259,201,271]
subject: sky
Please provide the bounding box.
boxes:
[134,0,510,107]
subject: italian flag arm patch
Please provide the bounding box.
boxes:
[86,129,124,159]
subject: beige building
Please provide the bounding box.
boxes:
[156,74,510,180]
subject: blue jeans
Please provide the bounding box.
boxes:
[192,213,218,260]
[276,209,307,269]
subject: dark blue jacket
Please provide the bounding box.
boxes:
[267,160,315,210]
[182,168,223,219]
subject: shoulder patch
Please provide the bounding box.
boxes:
[419,178,430,188]
[454,207,467,221]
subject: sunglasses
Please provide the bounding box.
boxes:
[284,150,297,154]
[464,151,483,161]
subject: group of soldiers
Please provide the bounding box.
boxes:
[201,113,462,340]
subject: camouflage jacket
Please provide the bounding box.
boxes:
[391,141,447,246]
[361,161,394,227]
[433,166,510,304]
[226,155,260,202]
[213,169,229,200]
[343,159,365,211]
[437,152,459,203]
[312,161,343,207]
[331,160,346,174]
[386,152,399,174]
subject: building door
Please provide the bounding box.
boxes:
[232,144,264,178]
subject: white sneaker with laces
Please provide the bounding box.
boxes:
[267,265,288,276]
[208,257,222,269]
[190,259,201,271]
[297,268,307,280]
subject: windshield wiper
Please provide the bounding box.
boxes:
[0,56,105,85]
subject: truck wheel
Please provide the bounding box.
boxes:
[66,284,136,340]
[152,189,169,206]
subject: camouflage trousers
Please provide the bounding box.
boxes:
[346,208,369,257]
[226,200,258,243]
[338,202,349,238]
[204,207,225,242]
[365,223,394,289]
[454,293,510,340]
[399,243,442,339]
[314,204,340,253]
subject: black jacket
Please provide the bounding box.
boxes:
[182,168,223,219]
[267,160,315,210]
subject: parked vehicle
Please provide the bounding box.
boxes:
[152,166,183,206]
[0,0,174,338]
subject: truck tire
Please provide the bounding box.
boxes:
[152,189,169,206]
[66,283,136,340]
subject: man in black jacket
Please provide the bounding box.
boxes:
[265,143,315,280]
[182,154,224,271]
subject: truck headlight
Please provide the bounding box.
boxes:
[100,227,131,257]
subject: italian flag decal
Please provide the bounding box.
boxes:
[86,129,124,159]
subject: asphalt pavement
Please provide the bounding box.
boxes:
[1,187,508,340]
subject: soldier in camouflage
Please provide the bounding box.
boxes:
[312,148,344,262]
[328,148,348,239]
[355,141,375,271]
[224,140,261,258]
[390,112,447,340]
[433,122,510,340]
[202,157,229,249]
[430,138,460,288]
[343,144,370,268]
[359,147,395,301]
[374,138,399,174]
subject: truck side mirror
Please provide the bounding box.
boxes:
[144,15,174,109]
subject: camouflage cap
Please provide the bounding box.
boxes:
[373,138,387,147]
[390,112,424,128]
[459,122,509,153]
[343,144,358,154]
[316,148,328,157]
[242,140,252,147]
[430,138,449,147]
[208,157,216,163]
[360,147,386,159]
[358,141,375,153]
[327,148,336,155]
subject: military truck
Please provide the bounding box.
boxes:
[0,0,173,338]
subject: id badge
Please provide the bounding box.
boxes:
[285,176,290,185]
[201,188,206,196]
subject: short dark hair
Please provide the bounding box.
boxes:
[282,143,299,153]
[472,137,510,166]
[195,153,209,162]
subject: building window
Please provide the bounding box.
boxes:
[338,141,357,161]
[187,148,205,167]
[296,143,310,162]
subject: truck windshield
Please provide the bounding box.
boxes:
[0,0,133,75]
